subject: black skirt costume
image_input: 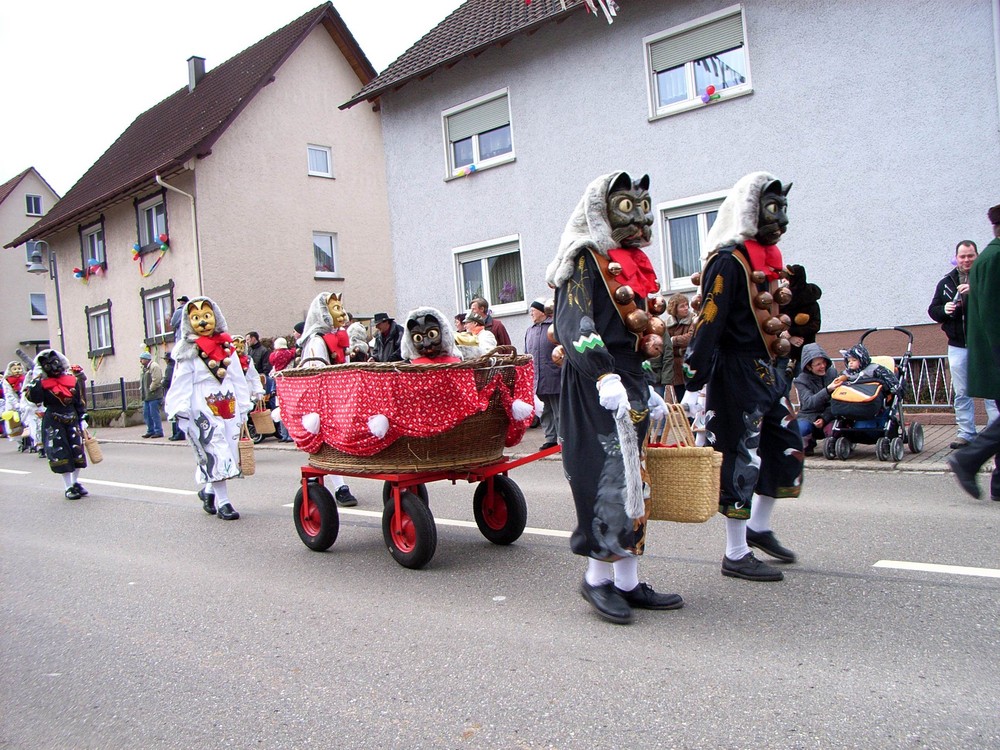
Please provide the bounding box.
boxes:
[684,245,803,519]
[555,250,649,560]
[27,378,87,474]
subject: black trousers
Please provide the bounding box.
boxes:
[952,399,1000,499]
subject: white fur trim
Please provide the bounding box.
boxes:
[534,395,545,417]
[367,413,389,439]
[511,399,533,421]
[702,171,780,261]
[171,296,230,362]
[615,411,644,519]
[302,412,321,435]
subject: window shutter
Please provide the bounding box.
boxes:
[649,12,743,73]
[447,95,510,143]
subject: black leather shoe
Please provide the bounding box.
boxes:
[217,503,240,520]
[949,438,971,450]
[198,489,217,515]
[614,582,683,610]
[746,528,797,563]
[141,433,153,438]
[722,552,784,581]
[72,483,89,497]
[946,456,981,499]
[539,442,558,450]
[335,485,358,507]
[168,435,184,441]
[64,486,82,500]
[580,579,632,624]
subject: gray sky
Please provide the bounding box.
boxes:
[0,0,466,195]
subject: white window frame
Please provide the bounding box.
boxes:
[656,190,727,292]
[313,232,340,279]
[452,234,527,317]
[644,5,752,121]
[29,293,47,320]
[307,144,334,178]
[82,223,106,266]
[143,289,172,343]
[137,195,167,249]
[442,88,515,179]
[25,194,42,216]
[87,304,113,355]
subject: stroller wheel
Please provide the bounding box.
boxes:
[890,437,905,462]
[835,437,852,460]
[875,437,891,462]
[823,437,838,460]
[907,422,924,453]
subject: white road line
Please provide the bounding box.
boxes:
[82,479,197,497]
[281,504,572,538]
[0,468,31,475]
[874,560,1000,579]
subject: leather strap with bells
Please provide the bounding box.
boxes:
[199,348,235,383]
[589,249,665,357]
[730,251,793,362]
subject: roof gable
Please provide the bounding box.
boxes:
[10,2,375,248]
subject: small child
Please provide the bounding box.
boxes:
[837,343,900,394]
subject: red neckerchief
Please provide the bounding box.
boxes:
[743,239,784,281]
[411,355,462,364]
[322,331,349,364]
[238,354,250,371]
[195,332,234,363]
[41,374,77,401]
[5,374,24,393]
[607,247,659,297]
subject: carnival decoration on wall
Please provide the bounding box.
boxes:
[524,0,620,24]
[72,258,107,282]
[700,85,722,104]
[132,233,170,277]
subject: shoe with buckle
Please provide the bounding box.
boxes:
[198,489,217,515]
[217,503,240,520]
[950,437,971,450]
[580,578,632,624]
[946,455,981,499]
[335,485,358,507]
[746,528,797,563]
[72,483,89,497]
[64,486,82,500]
[722,551,784,581]
[614,582,683,610]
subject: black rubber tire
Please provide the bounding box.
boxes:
[247,420,264,444]
[293,482,339,551]
[382,491,437,569]
[836,437,852,461]
[890,437,905,462]
[875,437,891,462]
[382,481,429,506]
[907,422,925,454]
[473,475,528,545]
[823,437,838,460]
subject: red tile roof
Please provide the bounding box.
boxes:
[0,168,33,208]
[342,0,587,109]
[9,2,375,249]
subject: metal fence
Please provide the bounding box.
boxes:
[88,378,141,412]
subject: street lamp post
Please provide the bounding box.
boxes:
[25,240,66,353]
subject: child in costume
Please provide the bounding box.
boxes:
[838,343,900,393]
[165,297,252,521]
[401,307,463,363]
[25,350,89,499]
[232,335,267,401]
[547,171,681,625]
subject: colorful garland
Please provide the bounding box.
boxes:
[72,258,107,282]
[132,234,170,277]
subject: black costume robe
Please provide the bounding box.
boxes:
[27,377,87,474]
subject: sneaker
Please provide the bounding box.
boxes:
[64,486,82,500]
[217,503,240,520]
[949,437,971,450]
[745,528,797,563]
[722,551,784,581]
[580,578,632,624]
[72,483,89,497]
[335,485,358,507]
[198,489,217,515]
[614,582,683,610]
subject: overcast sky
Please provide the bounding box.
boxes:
[0,0,466,195]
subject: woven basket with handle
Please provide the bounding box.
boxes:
[83,430,103,464]
[238,423,255,476]
[249,399,276,435]
[645,403,720,523]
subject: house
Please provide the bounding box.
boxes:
[7,2,393,384]
[0,167,60,364]
[344,0,1000,356]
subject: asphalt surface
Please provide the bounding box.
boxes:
[2,436,999,749]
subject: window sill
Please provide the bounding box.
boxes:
[649,86,752,122]
[490,302,527,317]
[308,172,335,179]
[30,316,48,321]
[444,155,515,182]
[26,212,42,217]
[87,348,114,358]
[313,272,343,280]
[144,333,175,346]
[137,241,166,257]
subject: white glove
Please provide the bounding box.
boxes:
[647,387,667,422]
[596,374,629,419]
[80,419,89,432]
[680,389,703,418]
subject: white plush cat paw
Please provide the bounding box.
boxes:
[512,399,534,421]
[271,406,281,423]
[302,412,321,435]
[368,414,389,439]
[533,395,545,417]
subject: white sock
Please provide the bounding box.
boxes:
[584,559,614,586]
[62,474,75,489]
[330,475,345,491]
[70,470,79,484]
[214,480,229,505]
[725,518,750,560]
[612,557,639,592]
[204,482,214,495]
[748,494,776,533]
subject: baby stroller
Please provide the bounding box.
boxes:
[823,327,925,462]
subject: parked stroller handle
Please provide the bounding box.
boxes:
[859,326,914,354]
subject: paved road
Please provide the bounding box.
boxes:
[2,439,998,749]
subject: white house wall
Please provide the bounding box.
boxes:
[379,0,1000,347]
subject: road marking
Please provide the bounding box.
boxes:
[281,504,572,538]
[82,479,197,497]
[874,560,1000,579]
[0,468,31,475]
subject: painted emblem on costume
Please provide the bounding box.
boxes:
[205,392,237,419]
[572,333,605,354]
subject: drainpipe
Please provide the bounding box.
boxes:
[993,0,1000,132]
[155,173,203,296]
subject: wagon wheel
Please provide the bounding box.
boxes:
[293,481,339,551]
[246,419,264,444]
[835,437,852,461]
[473,475,527,545]
[822,437,838,460]
[907,422,925,453]
[890,436,905,462]
[875,437,891,462]
[382,490,437,569]
[382,481,429,506]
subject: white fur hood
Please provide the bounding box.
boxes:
[171,296,230,362]
[702,171,781,262]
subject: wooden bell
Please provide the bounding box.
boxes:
[208,359,218,368]
[217,367,227,378]
[551,345,565,366]
[779,314,792,328]
[646,295,666,315]
[751,270,766,285]
[222,357,232,367]
[754,291,774,310]
[763,317,784,335]
[614,285,635,305]
[690,294,703,312]
[640,333,664,358]
[690,272,701,286]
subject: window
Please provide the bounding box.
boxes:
[141,281,175,345]
[645,6,751,118]
[454,235,525,315]
[136,193,167,254]
[85,300,114,357]
[307,145,333,177]
[80,220,106,267]
[26,194,42,216]
[313,232,338,278]
[443,89,514,177]
[29,293,47,320]
[657,191,725,290]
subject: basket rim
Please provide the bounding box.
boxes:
[276,346,530,378]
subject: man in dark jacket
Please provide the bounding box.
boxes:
[523,299,561,450]
[793,343,841,455]
[928,240,999,449]
[370,313,404,362]
[246,332,271,375]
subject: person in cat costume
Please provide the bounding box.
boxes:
[400,306,462,364]
[547,171,682,625]
[3,360,27,447]
[25,349,89,499]
[165,296,252,520]
[682,171,803,582]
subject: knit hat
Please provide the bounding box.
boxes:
[293,321,305,335]
[529,300,546,313]
[274,337,288,350]
[989,203,1000,225]
[464,311,485,326]
[139,352,152,361]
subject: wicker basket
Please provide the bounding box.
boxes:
[83,430,103,464]
[280,347,531,473]
[250,401,276,435]
[239,423,256,476]
[646,404,720,523]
